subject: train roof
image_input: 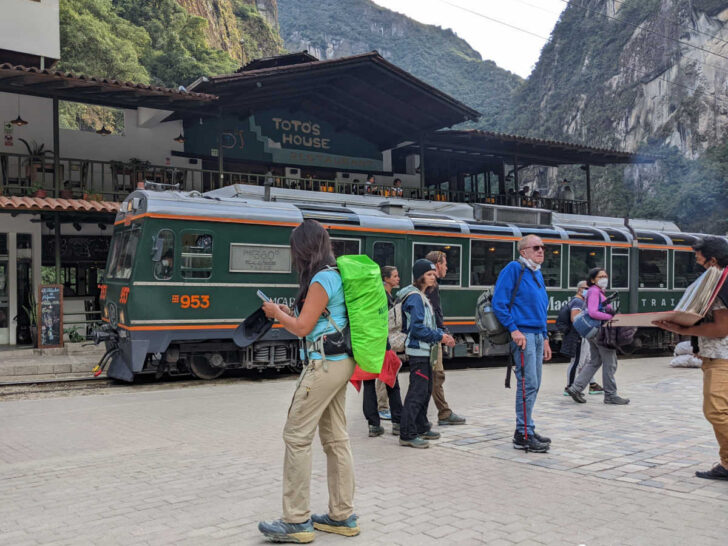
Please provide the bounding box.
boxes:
[118,185,697,246]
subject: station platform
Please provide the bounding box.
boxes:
[0,343,104,382]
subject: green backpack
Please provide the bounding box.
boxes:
[336,255,388,373]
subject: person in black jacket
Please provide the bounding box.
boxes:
[425,251,466,426]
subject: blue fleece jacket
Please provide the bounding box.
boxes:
[492,260,548,338]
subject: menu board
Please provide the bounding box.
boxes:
[38,285,63,348]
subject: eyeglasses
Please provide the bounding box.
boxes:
[525,245,544,251]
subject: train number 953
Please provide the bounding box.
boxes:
[171,294,211,309]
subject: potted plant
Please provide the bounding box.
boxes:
[19,138,52,184]
[27,181,47,198]
[22,291,38,347]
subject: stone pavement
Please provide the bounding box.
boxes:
[0,344,103,380]
[1,356,727,545]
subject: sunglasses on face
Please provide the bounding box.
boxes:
[525,245,544,251]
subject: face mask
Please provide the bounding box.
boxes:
[519,256,541,271]
[597,278,609,289]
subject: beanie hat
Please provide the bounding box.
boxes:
[413,258,436,280]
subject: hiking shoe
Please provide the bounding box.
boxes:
[589,382,604,394]
[533,431,551,444]
[419,430,441,440]
[514,429,551,446]
[399,437,429,448]
[565,385,587,403]
[368,425,385,437]
[512,433,550,453]
[378,410,392,420]
[604,395,630,405]
[392,423,400,436]
[438,413,466,425]
[695,463,728,481]
[258,518,315,543]
[311,513,360,537]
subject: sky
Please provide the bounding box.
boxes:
[370,0,567,78]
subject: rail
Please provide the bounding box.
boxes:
[0,151,588,213]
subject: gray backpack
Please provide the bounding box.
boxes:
[475,262,526,345]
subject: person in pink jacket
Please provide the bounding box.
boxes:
[565,268,630,405]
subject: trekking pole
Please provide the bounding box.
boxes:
[520,350,528,449]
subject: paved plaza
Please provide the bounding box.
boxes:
[1,356,727,545]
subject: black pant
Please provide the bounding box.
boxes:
[400,356,433,440]
[363,377,403,426]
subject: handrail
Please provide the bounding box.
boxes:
[0,150,588,213]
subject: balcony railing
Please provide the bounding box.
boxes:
[0,151,588,214]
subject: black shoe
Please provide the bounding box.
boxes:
[695,463,728,480]
[604,395,630,405]
[368,425,384,437]
[418,430,441,440]
[565,385,587,403]
[514,429,551,444]
[513,431,549,453]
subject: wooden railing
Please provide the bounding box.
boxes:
[0,151,588,214]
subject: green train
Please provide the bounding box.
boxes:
[94,184,707,382]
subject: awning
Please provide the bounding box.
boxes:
[0,196,119,214]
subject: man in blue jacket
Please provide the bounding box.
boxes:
[493,234,552,453]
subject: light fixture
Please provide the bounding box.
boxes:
[73,222,82,231]
[173,133,185,143]
[11,96,28,126]
[96,126,111,136]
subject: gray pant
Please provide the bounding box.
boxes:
[572,338,618,397]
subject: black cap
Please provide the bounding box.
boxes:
[413,258,436,280]
[233,306,274,348]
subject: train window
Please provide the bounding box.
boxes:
[568,246,605,287]
[331,238,360,257]
[229,244,291,273]
[412,243,461,286]
[107,228,140,280]
[541,245,561,287]
[674,251,702,288]
[372,241,395,268]
[181,232,213,279]
[639,249,667,288]
[470,241,513,286]
[153,230,175,280]
[611,249,629,288]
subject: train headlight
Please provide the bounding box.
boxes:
[103,305,108,319]
[119,309,126,325]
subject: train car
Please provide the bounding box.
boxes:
[94,184,706,382]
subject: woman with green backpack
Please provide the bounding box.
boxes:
[258,219,359,543]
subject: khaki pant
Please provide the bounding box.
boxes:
[701,357,728,468]
[375,379,389,412]
[431,344,452,420]
[282,356,356,523]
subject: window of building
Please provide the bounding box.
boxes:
[569,246,605,287]
[331,238,360,257]
[639,249,667,288]
[611,249,629,289]
[181,232,213,280]
[541,245,562,287]
[674,251,702,289]
[0,234,7,256]
[153,230,175,280]
[372,241,395,268]
[470,241,512,286]
[412,243,461,286]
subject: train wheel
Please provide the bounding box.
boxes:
[189,355,225,380]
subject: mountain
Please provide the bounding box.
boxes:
[277,0,522,132]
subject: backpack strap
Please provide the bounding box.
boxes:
[505,261,527,389]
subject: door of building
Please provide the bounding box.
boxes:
[0,257,9,344]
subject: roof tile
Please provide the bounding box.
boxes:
[0,196,119,214]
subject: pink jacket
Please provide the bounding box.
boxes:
[586,285,613,321]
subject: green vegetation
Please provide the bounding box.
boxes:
[277,0,522,132]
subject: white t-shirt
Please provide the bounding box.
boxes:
[699,299,728,359]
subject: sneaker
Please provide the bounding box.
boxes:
[589,382,604,394]
[368,425,384,437]
[438,413,466,425]
[258,518,315,543]
[565,385,587,404]
[533,431,551,444]
[391,423,400,436]
[378,410,392,421]
[563,388,570,396]
[512,432,550,453]
[419,430,441,440]
[695,463,728,481]
[399,436,429,448]
[604,395,630,405]
[311,513,360,537]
